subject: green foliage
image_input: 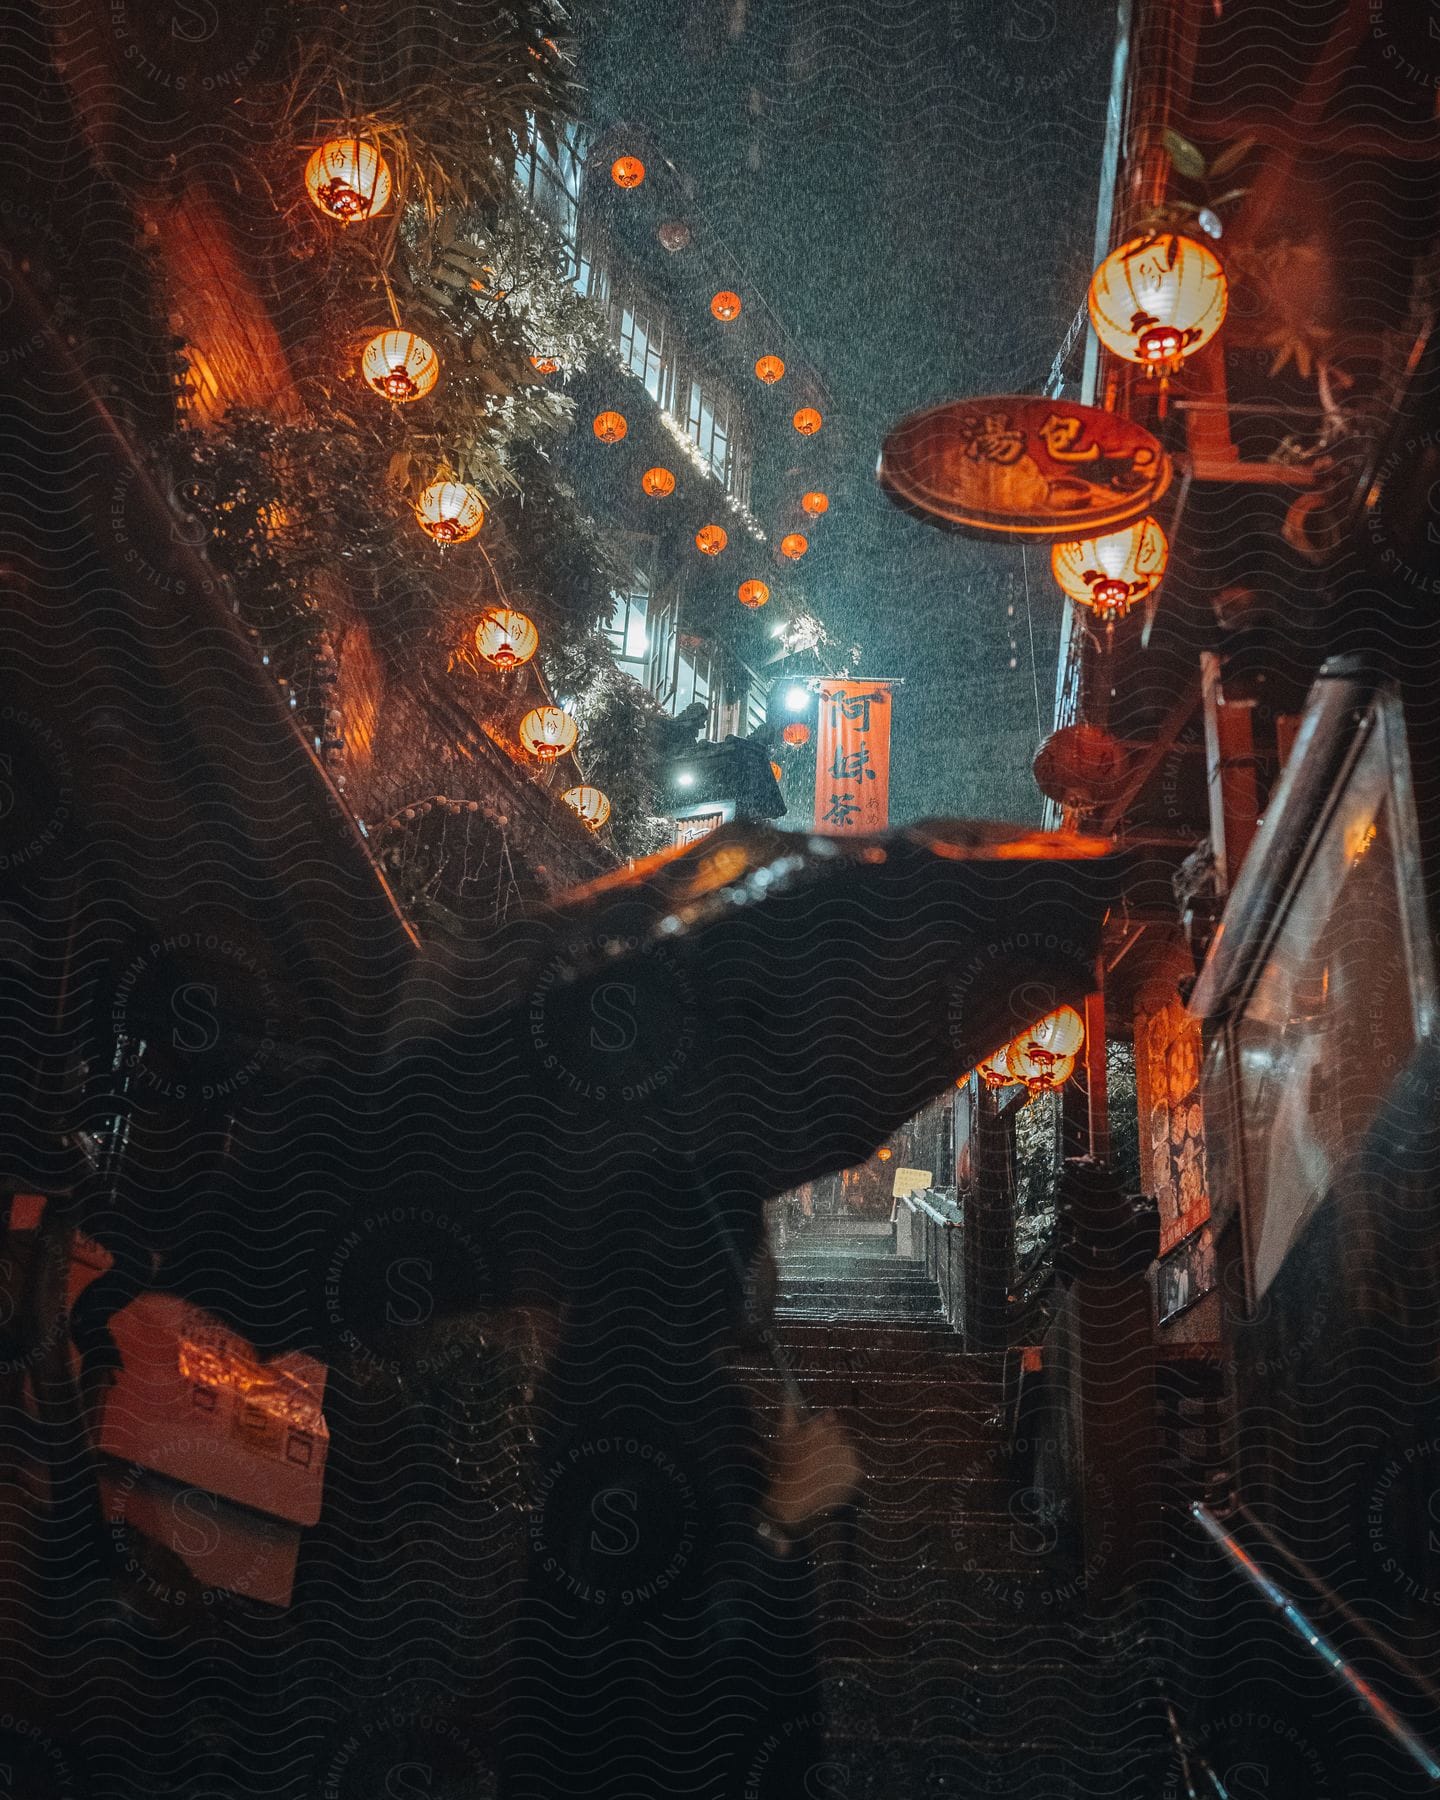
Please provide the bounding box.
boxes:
[273,0,580,272]
[540,633,671,859]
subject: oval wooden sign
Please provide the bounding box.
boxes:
[878,395,1172,539]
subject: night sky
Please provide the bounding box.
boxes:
[577,0,1116,823]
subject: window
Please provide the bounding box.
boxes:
[686,377,733,486]
[617,302,669,409]
[647,599,680,709]
[605,585,651,685]
[744,679,769,738]
[515,117,589,275]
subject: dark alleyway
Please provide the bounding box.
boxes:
[738,1219,1154,1799]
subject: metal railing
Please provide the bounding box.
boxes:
[895,1188,965,1334]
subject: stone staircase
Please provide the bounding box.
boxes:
[742,1223,1154,1799]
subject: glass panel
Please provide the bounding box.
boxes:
[1235,725,1415,1299]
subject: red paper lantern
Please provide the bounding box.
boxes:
[792,407,822,436]
[738,579,770,609]
[474,607,538,670]
[530,354,560,375]
[305,138,391,224]
[801,491,829,515]
[360,330,439,403]
[642,466,676,497]
[711,290,742,322]
[1051,516,1169,624]
[1088,233,1228,373]
[519,706,579,761]
[562,785,611,831]
[781,721,810,747]
[611,155,646,189]
[415,480,485,544]
[779,533,808,561]
[696,524,728,556]
[593,410,628,443]
[755,355,785,384]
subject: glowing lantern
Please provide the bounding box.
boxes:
[801,491,829,516]
[1003,1005,1086,1096]
[781,721,810,748]
[611,155,645,189]
[361,331,439,403]
[779,533,808,561]
[770,760,783,782]
[755,355,785,384]
[593,411,628,443]
[415,480,485,544]
[563,785,611,831]
[876,1146,893,1162]
[519,706,579,761]
[304,138,391,223]
[711,291,742,322]
[1004,1041,1078,1097]
[1051,516,1169,624]
[474,607,538,670]
[642,466,676,497]
[1020,1006,1086,1061]
[792,407,822,436]
[976,1050,1020,1091]
[738,579,770,609]
[530,354,560,375]
[1088,233,1227,373]
[696,524,728,556]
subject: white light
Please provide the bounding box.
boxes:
[676,770,696,788]
[770,623,786,638]
[785,686,808,711]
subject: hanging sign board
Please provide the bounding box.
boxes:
[877,395,1172,539]
[814,680,894,833]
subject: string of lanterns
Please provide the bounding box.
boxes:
[302,142,609,836]
[973,1005,1086,1099]
[602,154,839,645]
[1039,231,1228,637]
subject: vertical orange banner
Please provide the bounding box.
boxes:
[814,680,894,833]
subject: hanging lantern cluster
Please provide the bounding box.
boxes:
[973,1005,1086,1099]
[361,330,439,403]
[1088,233,1227,376]
[563,785,611,831]
[519,705,579,762]
[474,607,538,671]
[305,138,391,224]
[1051,516,1169,627]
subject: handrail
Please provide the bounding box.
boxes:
[903,1191,960,1229]
[1192,1502,1440,1782]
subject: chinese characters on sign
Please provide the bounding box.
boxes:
[814,680,894,835]
[878,394,1172,538]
